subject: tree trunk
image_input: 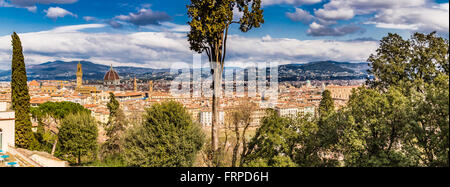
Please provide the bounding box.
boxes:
[51,138,58,156]
[211,63,222,161]
[231,124,240,167]
[239,123,250,167]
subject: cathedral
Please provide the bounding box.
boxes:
[75,62,121,94]
[104,65,120,86]
[75,62,141,95]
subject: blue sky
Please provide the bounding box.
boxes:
[0,0,448,70]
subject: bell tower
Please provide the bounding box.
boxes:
[76,61,83,88]
[148,80,153,95]
[133,76,137,92]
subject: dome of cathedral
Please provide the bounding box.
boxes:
[104,65,120,81]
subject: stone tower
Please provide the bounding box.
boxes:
[76,61,82,88]
[148,80,153,95]
[133,76,137,92]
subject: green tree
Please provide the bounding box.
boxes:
[122,101,204,167]
[241,109,338,167]
[11,32,37,149]
[367,32,449,91]
[241,110,298,167]
[365,32,449,167]
[31,101,90,120]
[244,155,297,167]
[106,92,119,118]
[336,87,414,167]
[58,112,98,165]
[101,93,127,159]
[31,101,91,155]
[319,90,334,117]
[405,74,449,166]
[187,0,264,157]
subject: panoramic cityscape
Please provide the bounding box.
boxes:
[0,0,448,179]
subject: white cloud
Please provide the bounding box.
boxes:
[303,0,449,36]
[314,8,354,21]
[46,24,106,33]
[316,0,428,16]
[286,8,314,24]
[307,22,365,36]
[227,35,378,64]
[0,24,378,70]
[44,7,77,19]
[114,8,170,26]
[0,24,191,69]
[368,3,449,33]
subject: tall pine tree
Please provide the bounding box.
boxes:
[11,32,36,149]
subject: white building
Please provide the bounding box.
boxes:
[275,105,299,117]
[276,104,316,118]
[200,110,224,127]
[0,102,15,153]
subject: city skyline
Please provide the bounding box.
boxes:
[0,0,447,173]
[0,0,448,70]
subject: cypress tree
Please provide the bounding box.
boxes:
[319,90,335,117]
[11,32,36,149]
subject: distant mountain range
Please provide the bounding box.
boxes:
[278,61,370,81]
[0,61,170,81]
[0,60,370,81]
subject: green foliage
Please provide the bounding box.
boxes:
[367,32,449,90]
[106,92,119,118]
[244,155,296,167]
[86,154,127,167]
[11,32,37,149]
[362,31,449,167]
[58,113,98,165]
[319,90,334,117]
[187,0,264,61]
[30,101,91,153]
[31,101,91,120]
[122,101,204,167]
[335,87,415,166]
[242,109,339,167]
[242,110,295,166]
[242,32,448,167]
[405,74,449,166]
[101,93,127,159]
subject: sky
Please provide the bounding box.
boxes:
[0,0,448,70]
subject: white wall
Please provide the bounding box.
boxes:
[0,111,15,153]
